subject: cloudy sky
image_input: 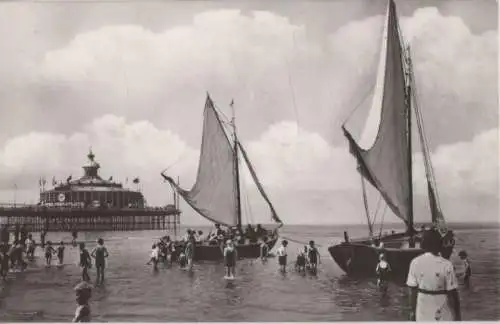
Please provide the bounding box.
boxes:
[0,0,497,226]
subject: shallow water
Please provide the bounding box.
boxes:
[0,224,498,321]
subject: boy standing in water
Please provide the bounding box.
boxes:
[73,281,92,322]
[44,241,56,267]
[147,243,160,270]
[295,246,307,272]
[91,238,109,285]
[458,250,471,287]
[376,253,391,288]
[224,240,237,279]
[79,243,92,282]
[260,237,269,261]
[184,237,195,271]
[307,240,320,272]
[276,240,288,272]
[57,241,65,265]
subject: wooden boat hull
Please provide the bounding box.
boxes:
[328,231,454,282]
[172,235,278,261]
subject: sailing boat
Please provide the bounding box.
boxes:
[161,93,283,261]
[328,0,455,281]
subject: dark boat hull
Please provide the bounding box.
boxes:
[172,235,278,261]
[328,231,454,282]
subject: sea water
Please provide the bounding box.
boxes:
[0,223,498,322]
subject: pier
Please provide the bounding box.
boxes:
[0,203,181,233]
[0,149,181,234]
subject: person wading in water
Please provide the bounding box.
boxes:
[79,243,92,282]
[406,228,461,321]
[276,240,288,272]
[91,238,109,285]
[223,240,237,279]
[307,240,320,272]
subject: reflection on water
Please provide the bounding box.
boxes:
[0,225,498,321]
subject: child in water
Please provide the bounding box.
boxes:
[57,241,65,266]
[79,243,92,282]
[26,234,35,260]
[224,240,237,279]
[307,240,320,272]
[295,246,307,272]
[458,250,471,287]
[1,248,9,280]
[147,243,160,270]
[45,241,56,267]
[91,238,109,285]
[73,281,92,322]
[276,240,288,272]
[375,253,391,288]
[260,237,269,261]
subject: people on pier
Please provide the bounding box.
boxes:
[44,241,56,267]
[458,250,471,287]
[376,253,391,289]
[57,241,65,266]
[79,243,92,282]
[277,239,288,272]
[406,228,461,321]
[224,239,237,279]
[91,238,109,285]
[307,240,320,272]
[295,246,307,272]
[73,281,92,322]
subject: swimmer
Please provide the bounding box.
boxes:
[376,253,391,288]
[44,241,56,267]
[91,238,109,285]
[224,240,237,279]
[73,281,92,322]
[57,241,65,265]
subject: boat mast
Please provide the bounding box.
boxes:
[404,44,415,244]
[230,99,243,229]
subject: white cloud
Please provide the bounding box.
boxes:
[0,6,496,224]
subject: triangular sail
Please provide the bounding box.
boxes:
[342,0,411,226]
[237,141,283,227]
[163,95,239,227]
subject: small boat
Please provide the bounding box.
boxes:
[162,94,283,261]
[328,0,455,281]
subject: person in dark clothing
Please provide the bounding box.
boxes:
[57,241,65,265]
[245,224,256,243]
[20,225,28,246]
[79,243,92,282]
[0,226,9,245]
[40,231,47,248]
[14,224,20,243]
[223,240,237,278]
[72,230,78,247]
[458,250,471,287]
[1,249,9,280]
[307,240,320,271]
[91,238,109,285]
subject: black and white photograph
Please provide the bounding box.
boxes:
[0,0,497,321]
